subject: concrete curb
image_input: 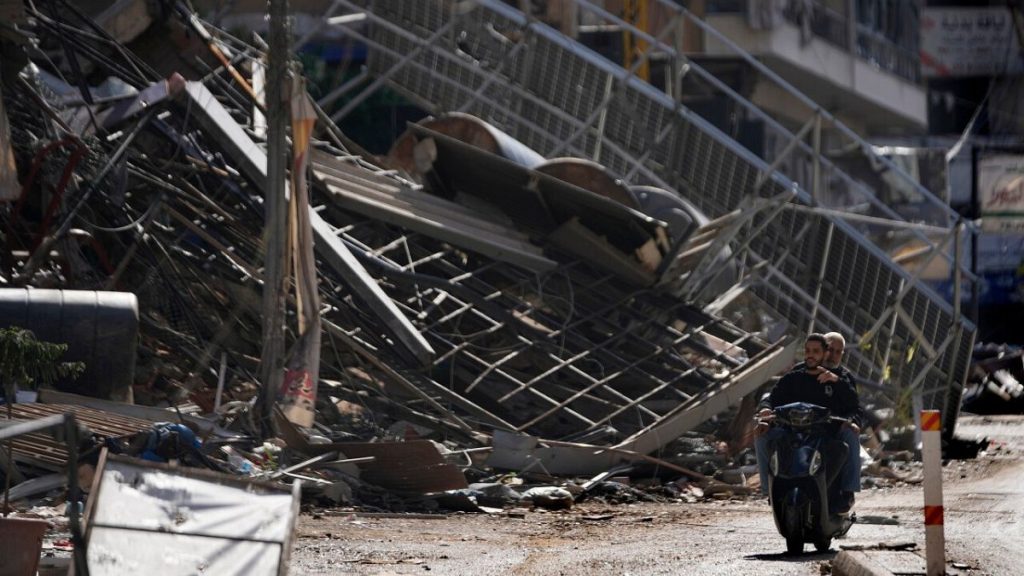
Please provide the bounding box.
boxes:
[832,549,931,576]
[831,551,897,576]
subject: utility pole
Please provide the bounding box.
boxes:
[258,0,290,435]
[969,145,980,325]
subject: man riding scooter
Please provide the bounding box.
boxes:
[755,333,862,514]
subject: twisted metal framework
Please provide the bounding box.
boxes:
[311,155,792,449]
[315,0,974,433]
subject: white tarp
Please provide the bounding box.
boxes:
[86,457,298,575]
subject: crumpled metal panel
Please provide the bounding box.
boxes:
[313,193,781,445]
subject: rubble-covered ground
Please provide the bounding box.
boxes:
[289,414,1024,576]
[2,2,1021,574]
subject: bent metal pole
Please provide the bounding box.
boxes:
[921,409,945,576]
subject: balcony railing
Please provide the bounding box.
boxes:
[856,24,920,84]
[780,0,920,83]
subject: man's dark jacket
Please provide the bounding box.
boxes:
[762,365,862,426]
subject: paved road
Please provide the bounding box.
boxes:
[292,500,834,576]
[290,415,1023,575]
[841,414,1024,576]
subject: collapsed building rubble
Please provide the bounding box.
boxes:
[2,0,792,461]
[353,0,977,439]
[962,344,1024,415]
[0,0,982,573]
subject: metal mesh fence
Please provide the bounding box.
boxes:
[357,0,974,433]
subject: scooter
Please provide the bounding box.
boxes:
[762,402,854,554]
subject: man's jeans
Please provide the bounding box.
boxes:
[755,426,860,495]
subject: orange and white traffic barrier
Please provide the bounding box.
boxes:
[921,409,944,576]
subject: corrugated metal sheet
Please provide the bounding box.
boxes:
[312,149,558,272]
[1,403,153,470]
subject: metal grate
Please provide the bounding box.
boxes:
[310,189,782,443]
[352,0,974,433]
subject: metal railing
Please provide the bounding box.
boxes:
[779,0,920,83]
[783,0,849,50]
[856,23,920,84]
[0,413,89,575]
[335,0,973,435]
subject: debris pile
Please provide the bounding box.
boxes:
[0,1,939,572]
[2,0,790,472]
[963,343,1024,415]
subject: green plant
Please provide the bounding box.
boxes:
[0,326,84,400]
[1,326,84,515]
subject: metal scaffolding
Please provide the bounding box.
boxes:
[314,0,974,433]
[311,150,794,448]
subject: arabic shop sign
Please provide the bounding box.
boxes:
[978,155,1024,233]
[921,7,1024,77]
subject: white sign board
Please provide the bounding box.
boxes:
[87,456,299,576]
[977,155,1024,233]
[920,7,1024,77]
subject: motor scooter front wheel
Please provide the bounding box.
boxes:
[783,505,804,554]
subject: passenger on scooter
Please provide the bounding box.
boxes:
[822,331,864,508]
[754,333,862,513]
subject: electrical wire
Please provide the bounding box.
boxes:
[78,199,163,233]
[155,93,195,172]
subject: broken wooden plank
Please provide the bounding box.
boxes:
[285,438,468,495]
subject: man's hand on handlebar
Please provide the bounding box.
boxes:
[829,415,861,434]
[754,408,774,436]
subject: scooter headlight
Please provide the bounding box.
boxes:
[808,450,822,475]
[769,451,779,476]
